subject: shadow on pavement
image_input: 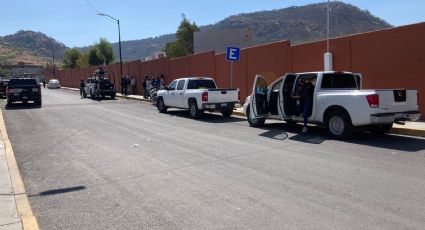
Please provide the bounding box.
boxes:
[258,122,425,151]
[5,103,41,110]
[30,186,86,197]
[166,110,246,123]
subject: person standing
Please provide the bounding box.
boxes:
[80,78,85,98]
[42,80,46,88]
[130,77,136,95]
[142,75,148,98]
[122,76,129,96]
[146,77,152,98]
[159,74,165,89]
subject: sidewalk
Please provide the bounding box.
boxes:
[62,87,425,138]
[0,133,22,230]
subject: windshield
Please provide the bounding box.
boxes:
[9,79,38,86]
[187,79,216,89]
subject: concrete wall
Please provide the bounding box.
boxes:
[45,22,425,118]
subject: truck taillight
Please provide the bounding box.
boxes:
[202,92,208,102]
[366,94,379,108]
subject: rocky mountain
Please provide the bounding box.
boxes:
[0,30,67,65]
[0,1,392,64]
[112,1,391,61]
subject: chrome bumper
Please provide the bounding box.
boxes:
[371,111,421,124]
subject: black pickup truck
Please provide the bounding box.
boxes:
[6,78,42,106]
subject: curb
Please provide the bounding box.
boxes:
[0,111,40,230]
[60,87,425,138]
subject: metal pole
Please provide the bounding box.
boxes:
[118,19,123,78]
[230,61,233,88]
[327,0,330,53]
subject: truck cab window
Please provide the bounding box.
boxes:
[168,81,177,91]
[177,80,185,90]
[321,73,357,89]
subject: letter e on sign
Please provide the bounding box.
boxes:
[226,47,240,61]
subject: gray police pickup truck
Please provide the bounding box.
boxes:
[6,78,42,106]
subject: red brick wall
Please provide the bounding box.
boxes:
[49,22,425,118]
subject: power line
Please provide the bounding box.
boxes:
[86,0,100,13]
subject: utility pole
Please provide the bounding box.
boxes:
[53,51,56,79]
[98,13,123,78]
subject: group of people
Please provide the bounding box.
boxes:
[142,74,165,99]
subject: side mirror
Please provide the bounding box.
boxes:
[164,86,169,91]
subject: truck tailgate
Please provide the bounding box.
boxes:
[377,89,418,113]
[207,88,239,103]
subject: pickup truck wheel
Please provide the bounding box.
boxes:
[221,109,233,117]
[6,99,12,106]
[111,94,115,99]
[157,98,167,113]
[189,100,202,119]
[326,111,353,139]
[35,100,42,106]
[368,124,393,135]
[246,105,265,127]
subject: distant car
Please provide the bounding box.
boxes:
[47,79,61,89]
[0,79,10,98]
[6,78,42,106]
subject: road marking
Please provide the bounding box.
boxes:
[0,111,40,230]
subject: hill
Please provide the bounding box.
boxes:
[0,2,392,64]
[111,1,392,61]
[0,30,67,65]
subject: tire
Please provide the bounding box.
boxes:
[246,105,265,127]
[368,124,393,135]
[7,99,12,106]
[90,90,94,98]
[221,109,233,117]
[157,98,167,113]
[189,100,202,119]
[35,100,42,106]
[111,94,115,99]
[325,110,353,139]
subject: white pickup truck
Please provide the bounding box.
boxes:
[243,71,421,139]
[156,77,239,118]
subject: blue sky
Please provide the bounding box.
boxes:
[2,0,425,47]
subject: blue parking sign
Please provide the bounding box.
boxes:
[226,47,240,61]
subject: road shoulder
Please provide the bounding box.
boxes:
[0,111,39,230]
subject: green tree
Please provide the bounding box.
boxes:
[164,14,199,58]
[76,52,90,69]
[95,38,115,65]
[88,47,103,66]
[63,48,81,69]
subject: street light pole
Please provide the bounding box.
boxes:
[97,13,123,78]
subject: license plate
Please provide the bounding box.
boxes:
[221,103,227,107]
[207,105,216,109]
[22,96,28,99]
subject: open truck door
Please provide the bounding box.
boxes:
[251,75,268,117]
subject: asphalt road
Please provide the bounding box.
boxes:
[2,88,425,230]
